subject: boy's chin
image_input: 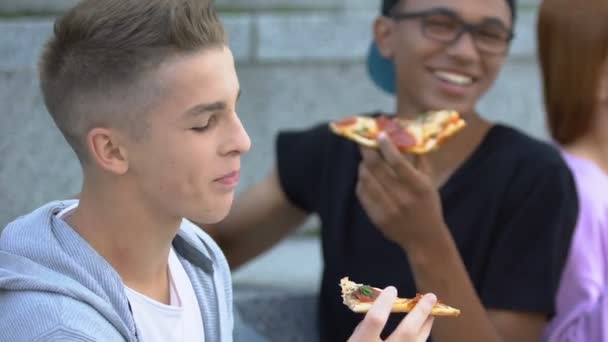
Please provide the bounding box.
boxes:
[427,99,474,116]
[188,206,231,225]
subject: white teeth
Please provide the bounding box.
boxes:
[434,71,473,85]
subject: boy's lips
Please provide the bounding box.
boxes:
[428,68,478,97]
[433,70,474,86]
[214,170,240,187]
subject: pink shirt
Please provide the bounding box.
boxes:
[543,151,608,341]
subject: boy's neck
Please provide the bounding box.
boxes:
[66,180,181,304]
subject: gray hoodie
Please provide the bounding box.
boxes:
[0,200,234,341]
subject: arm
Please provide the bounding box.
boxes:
[202,166,308,269]
[356,135,574,342]
[406,234,546,342]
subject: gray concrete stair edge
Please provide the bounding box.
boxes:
[0,0,542,14]
[1,8,538,72]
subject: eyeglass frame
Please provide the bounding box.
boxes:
[388,7,515,55]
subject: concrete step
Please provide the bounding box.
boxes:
[232,237,321,342]
[0,9,538,72]
[232,237,322,291]
[0,0,542,14]
[234,284,319,342]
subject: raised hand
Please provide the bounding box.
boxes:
[356,132,448,251]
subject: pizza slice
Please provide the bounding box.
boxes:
[340,277,461,317]
[328,110,466,154]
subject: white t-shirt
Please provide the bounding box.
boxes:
[56,204,206,342]
[125,249,205,342]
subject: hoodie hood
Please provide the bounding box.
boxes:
[0,200,137,340]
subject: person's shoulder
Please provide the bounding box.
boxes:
[489,125,566,169]
[2,199,75,231]
[561,152,608,216]
[480,125,576,200]
[0,291,122,341]
[277,121,329,138]
[562,151,608,186]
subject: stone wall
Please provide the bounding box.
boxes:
[0,0,541,12]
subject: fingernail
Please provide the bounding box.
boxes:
[378,132,387,140]
[423,293,437,303]
[384,286,397,296]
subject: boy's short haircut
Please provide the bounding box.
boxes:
[39,0,226,163]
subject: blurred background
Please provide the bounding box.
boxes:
[1,0,542,340]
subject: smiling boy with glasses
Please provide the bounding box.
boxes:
[204,0,579,341]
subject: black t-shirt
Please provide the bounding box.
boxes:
[276,122,578,342]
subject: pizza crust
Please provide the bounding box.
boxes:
[329,116,379,149]
[340,131,378,148]
[400,110,466,154]
[340,277,461,317]
[348,302,460,316]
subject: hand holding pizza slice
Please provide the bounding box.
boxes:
[329,110,466,154]
[340,277,461,317]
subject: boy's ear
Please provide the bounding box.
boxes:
[373,16,396,59]
[86,128,129,175]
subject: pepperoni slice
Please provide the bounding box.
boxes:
[375,116,392,131]
[383,118,417,150]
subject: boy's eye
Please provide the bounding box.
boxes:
[424,14,460,36]
[191,115,217,132]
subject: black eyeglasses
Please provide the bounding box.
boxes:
[389,8,514,55]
